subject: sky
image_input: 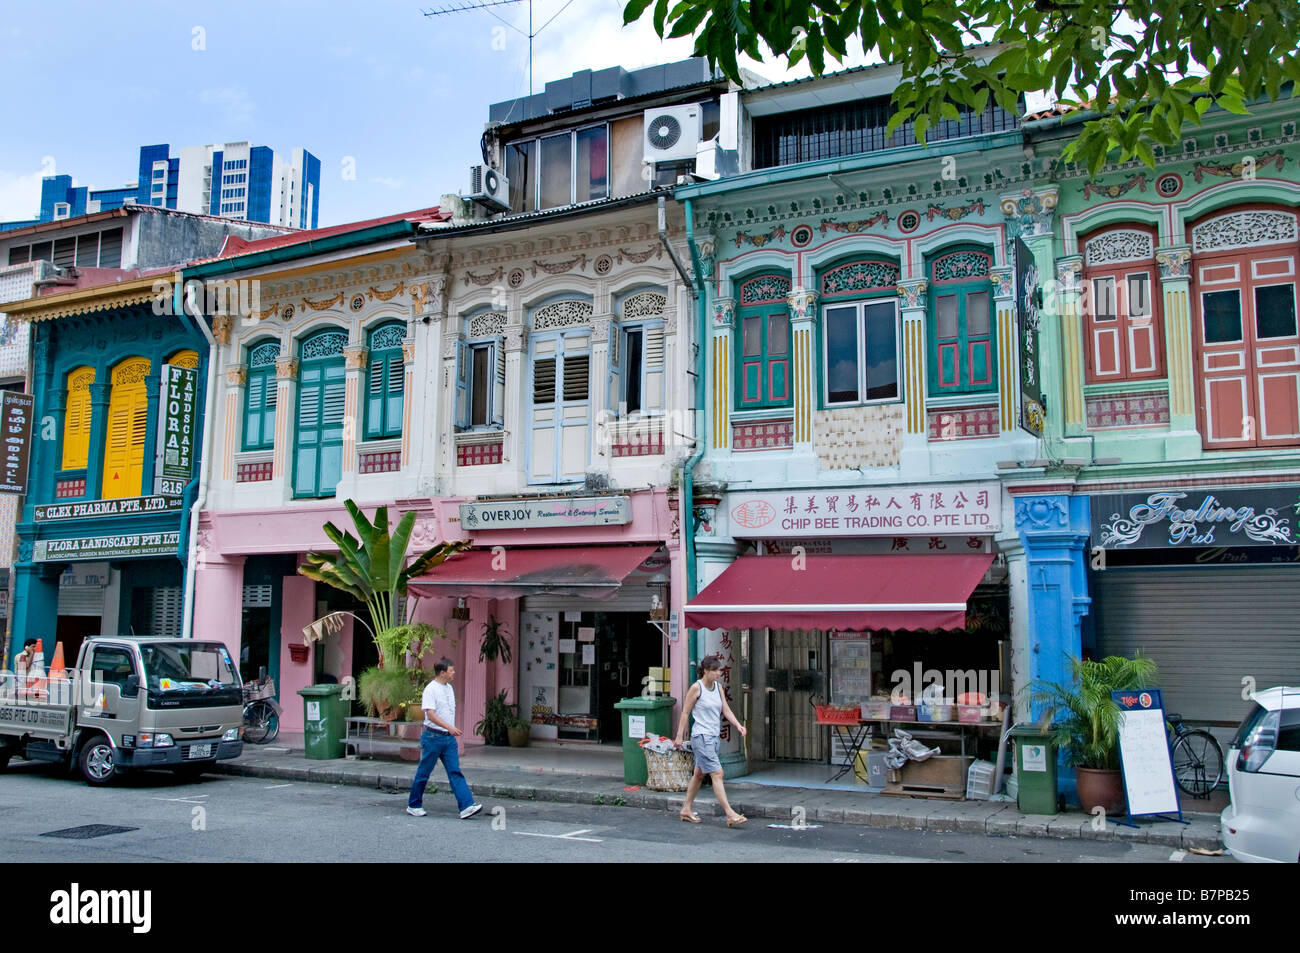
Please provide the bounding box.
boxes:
[0,0,863,229]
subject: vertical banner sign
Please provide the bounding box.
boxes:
[158,365,197,496]
[1015,237,1045,436]
[0,391,34,494]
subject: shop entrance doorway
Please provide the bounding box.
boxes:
[768,628,825,762]
[595,612,662,743]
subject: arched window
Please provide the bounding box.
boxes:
[613,290,668,415]
[167,349,199,370]
[293,329,347,498]
[735,272,792,409]
[817,258,901,405]
[927,247,996,396]
[1081,226,1163,383]
[243,340,280,451]
[456,311,505,431]
[62,366,95,470]
[101,357,151,499]
[365,322,406,440]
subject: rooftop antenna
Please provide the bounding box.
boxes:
[422,0,577,97]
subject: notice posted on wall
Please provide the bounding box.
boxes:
[582,644,595,666]
[564,611,582,622]
[577,627,596,642]
[558,638,576,654]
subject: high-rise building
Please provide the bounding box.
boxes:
[1,142,321,232]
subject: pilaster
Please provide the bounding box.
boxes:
[787,288,817,450]
[1054,256,1086,435]
[342,344,368,474]
[898,278,930,475]
[1155,244,1201,458]
[272,355,298,484]
[710,296,735,452]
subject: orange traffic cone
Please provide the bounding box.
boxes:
[29,638,47,700]
[49,642,66,677]
[48,642,70,704]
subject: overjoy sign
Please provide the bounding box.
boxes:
[1094,488,1297,548]
[459,496,631,530]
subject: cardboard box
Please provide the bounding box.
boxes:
[880,755,973,800]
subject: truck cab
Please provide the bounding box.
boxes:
[0,636,244,785]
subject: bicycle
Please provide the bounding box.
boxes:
[1168,712,1223,798]
[242,672,281,745]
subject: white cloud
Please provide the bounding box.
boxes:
[197,87,256,125]
[0,167,45,223]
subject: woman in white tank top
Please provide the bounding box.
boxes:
[673,654,748,826]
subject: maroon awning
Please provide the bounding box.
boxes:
[408,545,660,601]
[684,554,993,631]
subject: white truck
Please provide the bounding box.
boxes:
[0,636,244,785]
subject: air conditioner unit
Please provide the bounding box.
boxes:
[467,164,510,212]
[643,104,702,164]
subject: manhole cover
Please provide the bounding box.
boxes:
[40,825,139,840]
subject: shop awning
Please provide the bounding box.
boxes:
[684,553,993,631]
[408,545,660,601]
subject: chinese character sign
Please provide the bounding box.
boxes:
[727,483,1001,537]
[0,392,34,494]
[1015,237,1045,437]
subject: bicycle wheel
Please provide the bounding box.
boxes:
[1172,730,1224,798]
[243,701,272,744]
[261,707,280,744]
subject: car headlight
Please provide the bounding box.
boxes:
[153,733,174,748]
[222,728,240,742]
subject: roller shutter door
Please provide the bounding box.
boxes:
[521,585,653,614]
[58,585,106,617]
[1093,566,1300,723]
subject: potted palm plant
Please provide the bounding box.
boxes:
[474,689,516,746]
[1032,653,1160,816]
[478,615,512,664]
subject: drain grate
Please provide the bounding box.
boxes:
[40,824,139,840]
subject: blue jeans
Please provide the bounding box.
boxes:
[408,728,474,812]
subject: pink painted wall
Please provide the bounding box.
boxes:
[278,575,316,734]
[193,553,245,664]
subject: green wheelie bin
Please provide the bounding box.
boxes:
[614,696,677,785]
[299,683,348,760]
[1009,723,1059,815]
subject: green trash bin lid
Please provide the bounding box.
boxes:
[1008,723,1054,740]
[298,684,343,697]
[613,696,676,710]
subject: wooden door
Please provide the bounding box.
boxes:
[529,331,590,484]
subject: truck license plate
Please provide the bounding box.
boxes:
[187,744,212,759]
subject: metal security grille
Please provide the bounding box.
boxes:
[521,585,653,613]
[243,585,273,608]
[150,587,183,637]
[1093,566,1300,724]
[753,96,1020,169]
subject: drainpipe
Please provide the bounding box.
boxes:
[179,278,219,640]
[680,197,707,677]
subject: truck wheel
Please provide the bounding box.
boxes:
[78,737,119,786]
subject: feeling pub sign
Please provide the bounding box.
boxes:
[1094,487,1298,549]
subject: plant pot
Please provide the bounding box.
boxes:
[507,725,530,747]
[1075,767,1126,816]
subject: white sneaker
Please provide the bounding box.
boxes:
[406,806,427,817]
[459,803,483,819]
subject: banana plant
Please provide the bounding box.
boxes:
[299,500,471,666]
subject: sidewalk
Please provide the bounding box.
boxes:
[215,745,1223,851]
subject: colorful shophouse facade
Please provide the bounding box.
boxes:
[1021,99,1300,727]
[675,64,1058,777]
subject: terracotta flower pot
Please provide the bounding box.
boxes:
[1075,767,1126,816]
[507,725,530,748]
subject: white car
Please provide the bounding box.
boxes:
[1221,687,1300,863]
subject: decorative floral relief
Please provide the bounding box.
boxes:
[1156,248,1191,279]
[344,345,369,370]
[300,331,348,359]
[713,297,736,327]
[112,359,150,385]
[532,255,588,277]
[464,266,504,287]
[1080,174,1147,200]
[925,200,985,222]
[735,226,786,248]
[368,282,405,302]
[897,280,928,309]
[617,245,662,265]
[302,292,345,312]
[933,251,992,282]
[369,324,407,351]
[532,299,594,331]
[249,342,280,367]
[739,274,791,304]
[1192,150,1285,183]
[818,212,889,235]
[622,291,668,320]
[467,312,507,338]
[788,289,818,321]
[1084,229,1154,266]
[821,260,900,296]
[68,368,95,392]
[275,357,299,379]
[1192,209,1298,252]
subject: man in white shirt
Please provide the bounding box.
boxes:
[407,658,483,818]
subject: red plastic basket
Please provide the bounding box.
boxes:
[814,705,862,725]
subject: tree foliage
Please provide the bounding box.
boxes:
[623,0,1300,174]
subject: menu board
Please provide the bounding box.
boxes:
[1112,688,1180,818]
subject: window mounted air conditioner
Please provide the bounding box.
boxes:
[467,164,510,212]
[643,104,703,164]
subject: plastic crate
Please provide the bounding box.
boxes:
[966,760,997,800]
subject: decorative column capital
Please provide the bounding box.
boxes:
[1001,187,1059,240]
[226,363,248,388]
[713,296,736,329]
[897,279,928,310]
[90,381,112,404]
[441,331,461,361]
[401,336,417,364]
[988,267,1015,301]
[787,288,818,323]
[412,274,449,318]
[1054,257,1083,294]
[275,356,299,380]
[1155,245,1192,281]
[503,325,528,353]
[211,314,233,345]
[344,344,369,371]
[591,314,613,344]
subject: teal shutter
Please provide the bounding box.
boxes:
[490,339,505,429]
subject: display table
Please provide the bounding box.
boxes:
[818,716,1003,786]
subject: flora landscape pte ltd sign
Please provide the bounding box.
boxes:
[1093,486,1299,548]
[459,496,632,530]
[727,483,1001,537]
[33,532,182,562]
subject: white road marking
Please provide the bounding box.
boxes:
[150,795,208,804]
[265,783,293,789]
[512,827,603,843]
[1169,850,1187,862]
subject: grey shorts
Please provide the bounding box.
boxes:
[691,734,722,774]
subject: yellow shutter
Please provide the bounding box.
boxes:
[101,357,150,499]
[61,367,95,470]
[168,349,199,369]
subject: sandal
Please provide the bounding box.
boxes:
[726,814,748,828]
[680,812,702,823]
